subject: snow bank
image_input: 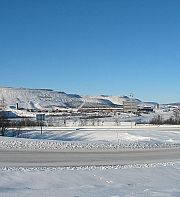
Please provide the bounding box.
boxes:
[0,136,180,152]
[0,162,174,172]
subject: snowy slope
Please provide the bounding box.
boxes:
[82,95,128,106]
[0,87,159,111]
[0,87,82,110]
[0,87,134,110]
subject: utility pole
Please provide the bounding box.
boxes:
[129,93,133,129]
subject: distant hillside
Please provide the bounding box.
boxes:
[0,87,124,110]
[165,103,180,106]
[0,87,156,110]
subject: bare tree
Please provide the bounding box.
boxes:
[115,118,119,126]
[14,120,22,137]
[91,118,95,126]
[97,118,100,126]
[174,109,180,124]
[0,112,10,136]
[149,115,163,125]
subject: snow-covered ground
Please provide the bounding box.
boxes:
[0,162,180,197]
[2,126,180,151]
[1,126,180,196]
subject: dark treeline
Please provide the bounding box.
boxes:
[150,114,180,125]
[0,114,44,136]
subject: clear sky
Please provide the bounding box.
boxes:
[0,0,180,103]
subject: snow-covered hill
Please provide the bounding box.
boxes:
[0,87,152,110]
[82,95,128,106]
[0,87,82,110]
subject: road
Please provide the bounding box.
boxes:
[0,148,180,167]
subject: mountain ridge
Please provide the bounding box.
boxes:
[0,86,157,110]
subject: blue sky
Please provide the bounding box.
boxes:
[0,0,180,103]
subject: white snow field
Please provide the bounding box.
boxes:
[1,126,180,196]
[0,162,180,197]
[3,125,180,151]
